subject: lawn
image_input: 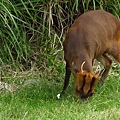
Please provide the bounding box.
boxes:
[0,0,120,120]
[0,67,120,120]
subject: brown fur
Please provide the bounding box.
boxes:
[75,71,99,98]
[61,10,120,99]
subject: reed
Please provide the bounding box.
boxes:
[0,0,119,70]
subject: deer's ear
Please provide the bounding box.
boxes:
[72,62,80,73]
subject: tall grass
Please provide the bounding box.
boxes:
[0,0,119,71]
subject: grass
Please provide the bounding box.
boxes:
[0,1,120,120]
[0,65,120,120]
[0,0,119,68]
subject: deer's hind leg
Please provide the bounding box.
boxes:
[110,51,120,64]
[98,53,112,86]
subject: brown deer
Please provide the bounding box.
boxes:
[57,10,120,99]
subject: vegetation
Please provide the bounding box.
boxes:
[1,68,120,120]
[0,0,119,70]
[0,0,120,120]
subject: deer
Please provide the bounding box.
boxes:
[57,10,120,99]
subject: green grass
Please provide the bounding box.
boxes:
[0,67,120,120]
[0,1,120,120]
[0,0,119,69]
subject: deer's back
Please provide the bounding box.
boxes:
[63,10,120,64]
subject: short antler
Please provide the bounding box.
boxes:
[81,61,85,73]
